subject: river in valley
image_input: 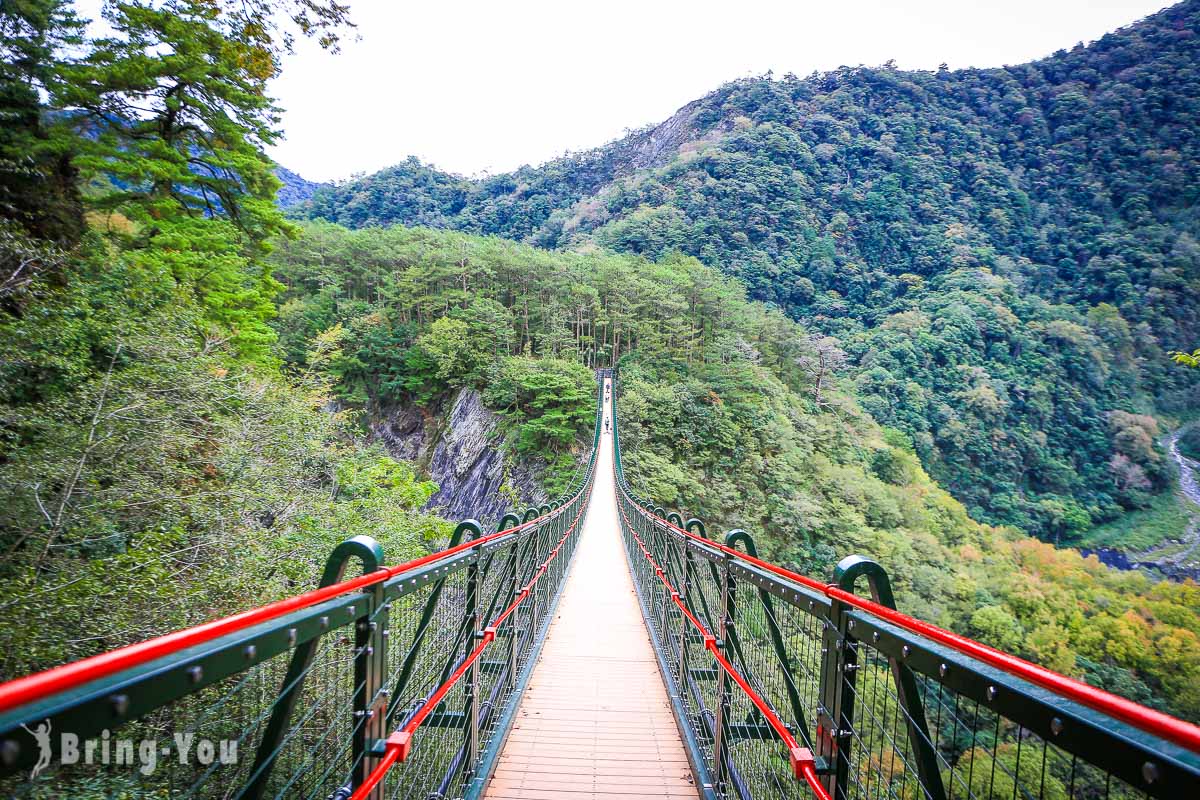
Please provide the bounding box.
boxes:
[1078,427,1200,581]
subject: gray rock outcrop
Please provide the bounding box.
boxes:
[370,389,547,526]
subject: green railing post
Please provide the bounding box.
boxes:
[834,556,946,800]
[711,546,735,795]
[655,519,671,636]
[498,513,521,690]
[389,521,479,721]
[818,573,856,800]
[552,506,565,587]
[462,520,484,776]
[663,512,686,657]
[517,510,541,686]
[536,509,551,630]
[245,535,383,800]
[675,522,703,686]
[355,561,389,799]
[726,530,810,746]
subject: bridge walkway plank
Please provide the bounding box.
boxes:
[483,379,698,800]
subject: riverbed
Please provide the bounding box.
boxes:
[1079,427,1200,581]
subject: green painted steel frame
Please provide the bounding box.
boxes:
[831,556,944,800]
[846,610,1200,796]
[0,375,609,800]
[461,503,587,800]
[0,531,513,782]
[244,535,384,800]
[609,368,1200,800]
[620,501,720,799]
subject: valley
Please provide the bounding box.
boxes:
[1077,425,1200,580]
[2,0,1199,764]
[292,0,1200,552]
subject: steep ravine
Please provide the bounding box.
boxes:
[1080,426,1200,582]
[370,389,548,525]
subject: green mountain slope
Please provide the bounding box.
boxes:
[0,0,436,684]
[268,220,1200,721]
[295,1,1200,542]
[2,0,1196,725]
[275,166,328,208]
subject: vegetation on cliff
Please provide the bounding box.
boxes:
[296,1,1200,544]
[267,220,1200,721]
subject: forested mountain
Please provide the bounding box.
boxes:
[268,220,1200,721]
[0,0,440,685]
[275,166,328,208]
[296,1,1200,543]
[3,0,1199,737]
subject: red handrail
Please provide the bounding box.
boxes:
[635,505,1200,755]
[0,510,569,716]
[622,509,831,800]
[348,488,592,799]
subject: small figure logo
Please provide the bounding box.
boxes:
[21,720,51,779]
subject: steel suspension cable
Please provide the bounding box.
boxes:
[620,506,832,800]
[0,512,566,714]
[628,504,1200,756]
[347,486,594,800]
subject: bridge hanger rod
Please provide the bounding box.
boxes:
[0,505,580,716]
[632,504,1200,756]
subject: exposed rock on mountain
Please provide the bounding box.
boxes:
[275,166,328,208]
[295,1,1200,543]
[371,389,547,525]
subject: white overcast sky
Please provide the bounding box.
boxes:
[76,0,1176,181]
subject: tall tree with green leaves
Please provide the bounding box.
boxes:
[0,0,86,245]
[39,0,355,361]
[65,2,281,238]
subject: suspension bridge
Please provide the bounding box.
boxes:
[0,372,1198,799]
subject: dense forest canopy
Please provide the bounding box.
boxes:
[0,0,446,685]
[0,0,1198,742]
[295,0,1200,542]
[268,220,1200,722]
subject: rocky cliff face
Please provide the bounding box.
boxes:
[370,389,547,526]
[606,98,706,174]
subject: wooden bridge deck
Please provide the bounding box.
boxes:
[483,381,698,800]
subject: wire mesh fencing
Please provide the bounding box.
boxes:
[0,380,606,799]
[616,494,1200,800]
[611,379,1200,800]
